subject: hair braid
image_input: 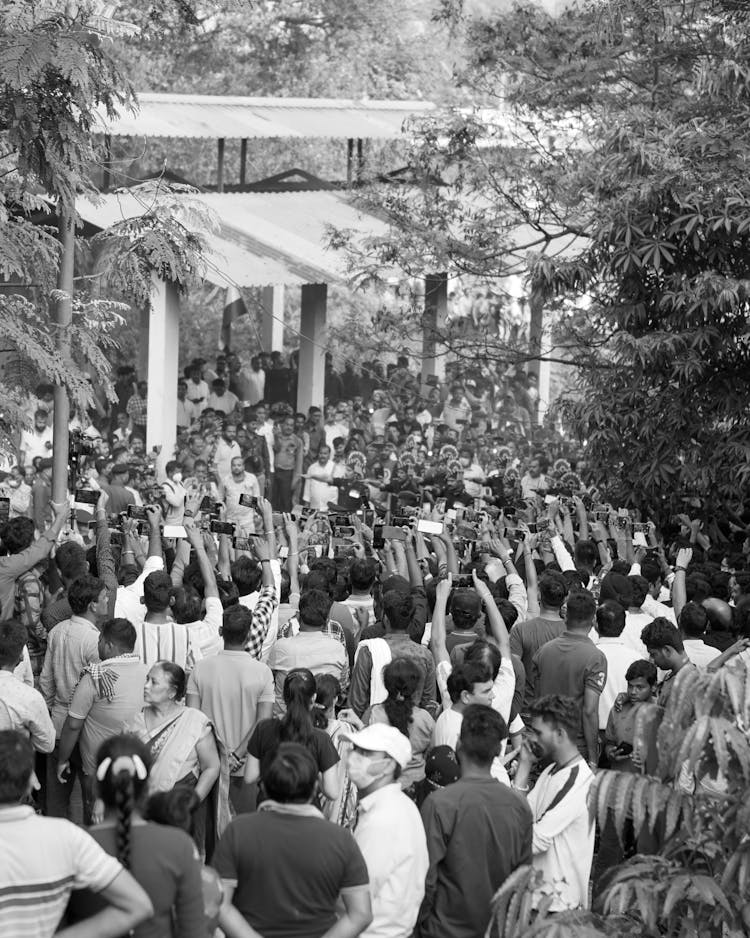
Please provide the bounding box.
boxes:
[113,770,134,870]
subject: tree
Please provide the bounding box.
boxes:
[335,0,750,518]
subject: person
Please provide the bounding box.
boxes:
[66,735,206,938]
[245,668,341,803]
[431,659,494,749]
[56,618,148,824]
[520,455,547,498]
[0,730,153,938]
[312,673,359,827]
[0,503,66,619]
[133,571,200,672]
[594,599,642,738]
[127,661,222,852]
[512,695,596,912]
[214,742,372,938]
[678,601,719,669]
[641,617,697,707]
[158,460,187,526]
[604,659,657,772]
[213,421,241,483]
[344,723,428,938]
[0,618,54,753]
[40,574,109,819]
[302,443,337,511]
[362,657,435,793]
[186,604,275,815]
[272,415,303,511]
[269,588,349,715]
[531,589,607,768]
[220,456,260,533]
[207,378,239,417]
[18,409,53,467]
[418,706,532,938]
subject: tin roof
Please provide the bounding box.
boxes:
[95,93,435,140]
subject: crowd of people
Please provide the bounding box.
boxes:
[1,346,750,938]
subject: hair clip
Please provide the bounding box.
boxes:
[96,754,148,782]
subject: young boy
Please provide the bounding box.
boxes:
[604,659,657,772]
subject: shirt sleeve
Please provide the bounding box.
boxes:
[69,824,123,892]
[348,645,373,718]
[68,674,97,721]
[529,765,593,855]
[247,722,263,759]
[245,585,278,659]
[258,664,275,704]
[584,650,608,695]
[27,690,56,753]
[212,822,239,885]
[340,834,370,890]
[317,730,341,772]
[505,573,528,624]
[550,534,576,573]
[509,623,523,661]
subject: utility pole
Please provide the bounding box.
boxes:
[51,204,74,505]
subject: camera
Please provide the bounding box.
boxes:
[74,488,100,506]
[127,504,148,521]
[453,575,473,589]
[233,536,259,550]
[330,514,350,528]
[239,494,259,509]
[210,520,236,536]
[390,515,412,527]
[333,525,356,538]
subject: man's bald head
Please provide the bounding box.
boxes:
[702,597,734,633]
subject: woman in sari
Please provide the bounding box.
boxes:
[129,661,222,855]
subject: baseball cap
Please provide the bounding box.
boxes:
[424,745,460,787]
[343,724,412,769]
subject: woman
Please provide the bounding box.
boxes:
[128,661,222,853]
[66,735,205,938]
[245,668,341,802]
[312,674,358,828]
[302,444,336,511]
[363,658,435,793]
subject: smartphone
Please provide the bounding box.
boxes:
[74,488,99,506]
[210,520,236,535]
[435,498,447,514]
[373,524,385,549]
[382,525,407,541]
[391,515,412,527]
[417,519,443,535]
[233,536,256,551]
[239,494,258,509]
[333,525,356,538]
[271,512,283,528]
[527,522,538,534]
[453,575,472,588]
[162,524,187,538]
[127,504,148,521]
[354,509,375,527]
[108,529,124,547]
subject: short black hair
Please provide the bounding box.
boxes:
[679,601,708,639]
[299,589,332,628]
[629,575,649,608]
[0,518,35,555]
[596,599,626,638]
[68,574,105,615]
[539,571,567,608]
[625,659,658,685]
[349,557,378,592]
[101,617,136,653]
[264,742,318,803]
[564,589,597,626]
[459,705,507,766]
[641,617,684,653]
[0,619,26,668]
[0,731,34,803]
[528,694,580,742]
[446,660,492,703]
[231,555,261,597]
[143,571,173,613]
[382,589,414,632]
[222,604,252,645]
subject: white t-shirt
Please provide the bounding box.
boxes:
[20,427,53,464]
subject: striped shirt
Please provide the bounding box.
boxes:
[0,806,121,938]
[134,620,201,672]
[39,615,100,737]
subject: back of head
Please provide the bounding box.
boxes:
[539,571,567,609]
[222,604,253,646]
[264,742,318,804]
[735,596,750,639]
[574,539,598,569]
[596,600,626,638]
[640,557,662,587]
[0,730,34,804]
[313,673,342,728]
[0,518,35,556]
[709,571,732,603]
[299,588,333,629]
[679,601,708,639]
[494,597,518,631]
[143,571,173,613]
[450,588,482,629]
[304,570,333,597]
[95,734,152,869]
[55,540,88,582]
[463,639,502,680]
[309,557,337,588]
[528,694,580,743]
[349,557,378,593]
[0,619,26,669]
[599,572,633,609]
[382,657,420,737]
[564,589,597,630]
[685,575,711,604]
[230,555,262,597]
[171,585,202,624]
[68,574,105,616]
[628,575,649,608]
[146,787,199,835]
[281,668,316,745]
[458,705,507,767]
[382,589,414,632]
[100,617,136,655]
[703,597,733,634]
[641,616,684,653]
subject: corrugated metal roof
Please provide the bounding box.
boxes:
[76,189,389,289]
[94,93,435,140]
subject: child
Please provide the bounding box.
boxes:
[604,659,657,772]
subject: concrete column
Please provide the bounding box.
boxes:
[261,285,284,353]
[137,305,149,379]
[528,294,545,424]
[297,283,327,413]
[421,272,447,386]
[146,273,180,458]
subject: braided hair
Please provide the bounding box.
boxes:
[382,658,420,738]
[95,735,151,870]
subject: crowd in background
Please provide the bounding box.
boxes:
[1,346,750,938]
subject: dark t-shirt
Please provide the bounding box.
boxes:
[213,812,369,938]
[509,615,565,710]
[419,777,532,938]
[66,822,205,938]
[248,718,339,777]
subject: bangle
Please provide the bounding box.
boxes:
[512,783,529,793]
[675,566,687,572]
[260,558,271,564]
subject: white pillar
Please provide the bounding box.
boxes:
[137,305,149,379]
[147,273,180,458]
[421,273,447,386]
[261,285,284,352]
[297,283,326,413]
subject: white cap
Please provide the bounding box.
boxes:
[343,724,412,769]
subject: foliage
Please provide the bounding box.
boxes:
[489,660,750,938]
[335,0,750,517]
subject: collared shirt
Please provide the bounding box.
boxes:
[509,614,565,711]
[114,555,165,629]
[237,584,280,660]
[683,639,719,670]
[270,631,349,716]
[0,805,121,938]
[594,638,642,730]
[183,596,224,659]
[354,784,428,938]
[133,620,200,673]
[0,671,55,753]
[39,615,100,737]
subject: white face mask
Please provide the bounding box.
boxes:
[346,751,389,790]
[171,472,183,483]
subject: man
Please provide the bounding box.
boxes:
[678,601,719,669]
[31,457,54,533]
[512,695,596,913]
[531,589,607,768]
[159,459,187,525]
[344,723,428,938]
[270,588,349,714]
[431,660,494,749]
[0,619,54,753]
[342,557,378,636]
[641,617,697,707]
[39,574,108,819]
[101,463,142,515]
[18,409,53,467]
[594,599,642,737]
[0,730,153,938]
[207,378,240,416]
[186,361,209,415]
[244,356,266,406]
[0,505,66,620]
[176,378,199,429]
[133,570,200,672]
[419,706,532,938]
[221,455,261,533]
[187,604,275,814]
[439,384,471,434]
[56,618,147,823]
[509,570,567,714]
[213,421,242,482]
[254,403,276,477]
[272,415,304,511]
[520,455,546,498]
[213,743,372,938]
[126,380,148,434]
[324,405,350,450]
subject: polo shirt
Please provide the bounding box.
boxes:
[0,805,121,938]
[213,810,368,938]
[269,632,348,717]
[532,632,607,756]
[509,615,565,710]
[354,784,428,938]
[419,777,532,938]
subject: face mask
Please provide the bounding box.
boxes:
[346,751,388,789]
[171,472,183,483]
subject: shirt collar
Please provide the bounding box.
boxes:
[597,637,625,645]
[358,782,402,814]
[0,804,35,821]
[70,614,98,631]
